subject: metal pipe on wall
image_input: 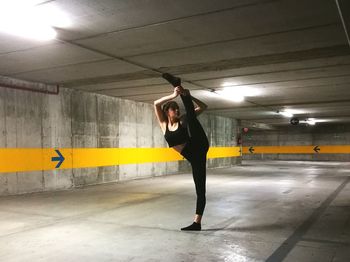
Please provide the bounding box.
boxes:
[0,76,59,95]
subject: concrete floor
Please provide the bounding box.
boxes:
[0,160,349,262]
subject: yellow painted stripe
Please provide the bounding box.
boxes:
[3,145,349,173]
[0,147,240,173]
[242,145,350,154]
[317,145,350,153]
[207,146,241,159]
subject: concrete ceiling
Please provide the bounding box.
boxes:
[1,0,350,127]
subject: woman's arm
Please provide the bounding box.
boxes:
[192,96,208,115]
[154,88,181,131]
[182,89,208,116]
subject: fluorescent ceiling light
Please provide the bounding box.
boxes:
[279,110,293,118]
[300,118,327,125]
[216,89,245,102]
[0,0,70,40]
[220,84,262,97]
[35,4,71,28]
[231,95,245,102]
[311,119,329,123]
[283,109,304,115]
[306,118,316,125]
[215,85,262,103]
[307,121,316,125]
[279,109,305,118]
[221,81,239,87]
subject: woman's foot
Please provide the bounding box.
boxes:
[181,222,201,231]
[162,73,181,87]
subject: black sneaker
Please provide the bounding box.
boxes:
[162,73,181,87]
[181,222,201,231]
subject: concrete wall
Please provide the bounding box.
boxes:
[0,86,239,196]
[243,124,350,161]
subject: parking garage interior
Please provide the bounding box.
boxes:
[0,0,350,261]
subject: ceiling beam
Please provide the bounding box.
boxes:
[61,45,350,87]
[207,99,350,112]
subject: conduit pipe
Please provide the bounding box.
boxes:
[335,0,350,48]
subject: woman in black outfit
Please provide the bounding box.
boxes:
[154,73,209,231]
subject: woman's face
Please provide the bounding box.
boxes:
[167,106,180,119]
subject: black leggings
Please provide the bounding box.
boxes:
[180,94,209,216]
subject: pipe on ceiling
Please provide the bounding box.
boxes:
[335,0,350,48]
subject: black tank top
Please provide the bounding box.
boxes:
[164,121,189,147]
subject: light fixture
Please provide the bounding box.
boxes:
[299,118,322,125]
[0,0,70,41]
[215,84,262,103]
[306,118,316,125]
[220,83,262,96]
[279,110,294,118]
[215,89,245,102]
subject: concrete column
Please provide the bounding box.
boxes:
[42,88,73,191]
[71,91,98,186]
[96,94,120,183]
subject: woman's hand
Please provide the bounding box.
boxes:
[173,86,182,97]
[174,86,189,96]
[155,87,183,107]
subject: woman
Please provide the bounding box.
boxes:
[154,73,209,231]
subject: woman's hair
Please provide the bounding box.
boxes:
[162,101,179,119]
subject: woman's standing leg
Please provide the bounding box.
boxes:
[192,154,207,216]
[180,151,207,231]
[180,93,209,231]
